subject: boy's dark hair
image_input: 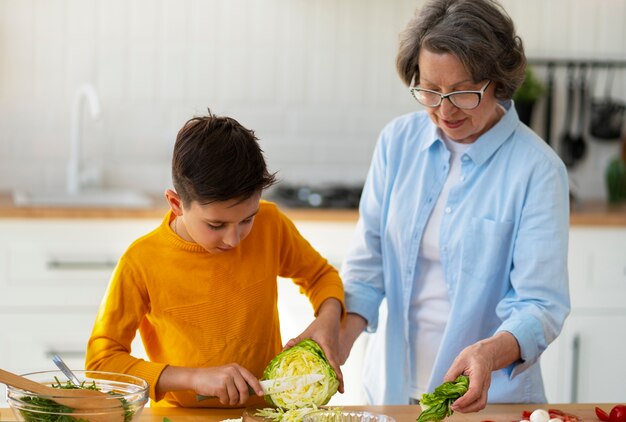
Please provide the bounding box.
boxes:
[172,109,277,206]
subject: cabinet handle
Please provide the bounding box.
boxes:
[44,350,86,360]
[570,334,580,403]
[47,259,117,270]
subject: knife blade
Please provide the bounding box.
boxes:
[196,373,324,401]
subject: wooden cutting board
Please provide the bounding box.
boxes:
[242,405,275,421]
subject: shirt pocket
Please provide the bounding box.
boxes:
[460,217,514,283]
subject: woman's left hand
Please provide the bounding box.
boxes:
[444,331,521,413]
[284,298,344,393]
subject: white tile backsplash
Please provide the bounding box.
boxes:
[1,0,625,198]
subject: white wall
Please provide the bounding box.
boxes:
[0,0,625,200]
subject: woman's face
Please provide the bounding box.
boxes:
[417,48,502,144]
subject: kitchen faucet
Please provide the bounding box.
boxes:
[13,82,151,207]
[66,84,101,195]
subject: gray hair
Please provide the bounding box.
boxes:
[396,0,526,100]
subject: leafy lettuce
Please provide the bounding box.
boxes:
[416,375,469,422]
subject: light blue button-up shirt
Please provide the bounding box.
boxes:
[342,102,570,404]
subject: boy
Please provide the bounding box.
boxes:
[86,110,345,408]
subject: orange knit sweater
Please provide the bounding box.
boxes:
[86,201,345,407]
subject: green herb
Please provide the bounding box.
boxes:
[416,375,469,422]
[513,66,545,104]
[16,377,134,422]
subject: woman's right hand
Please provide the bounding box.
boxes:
[158,363,263,406]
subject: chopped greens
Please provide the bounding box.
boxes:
[416,375,469,422]
[255,405,320,421]
[15,376,134,422]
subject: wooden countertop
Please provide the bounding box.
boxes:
[568,201,626,226]
[1,192,625,226]
[0,192,358,222]
[0,403,616,422]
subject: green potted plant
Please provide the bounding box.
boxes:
[606,137,626,204]
[514,66,545,125]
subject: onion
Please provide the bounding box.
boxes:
[530,409,551,422]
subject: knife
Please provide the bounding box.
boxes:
[196,373,324,401]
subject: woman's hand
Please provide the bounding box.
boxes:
[337,313,368,365]
[444,331,521,413]
[157,364,263,406]
[284,298,344,393]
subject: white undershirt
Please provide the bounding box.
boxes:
[409,133,470,398]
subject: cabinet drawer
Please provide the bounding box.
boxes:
[541,313,626,403]
[568,228,626,309]
[0,310,147,406]
[0,219,159,307]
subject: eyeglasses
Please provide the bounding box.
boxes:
[409,80,492,110]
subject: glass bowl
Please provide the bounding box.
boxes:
[6,370,149,422]
[302,410,396,422]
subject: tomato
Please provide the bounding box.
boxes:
[523,411,533,419]
[549,409,566,417]
[596,407,610,422]
[609,405,626,422]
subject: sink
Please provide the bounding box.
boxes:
[13,189,153,209]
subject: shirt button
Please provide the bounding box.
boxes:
[462,156,469,161]
[445,207,452,213]
[460,176,466,182]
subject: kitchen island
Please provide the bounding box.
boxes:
[0,403,615,421]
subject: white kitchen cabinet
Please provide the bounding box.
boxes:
[277,219,367,406]
[0,218,157,405]
[0,219,160,308]
[541,227,626,403]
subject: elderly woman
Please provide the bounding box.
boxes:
[338,0,570,412]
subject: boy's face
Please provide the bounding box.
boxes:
[167,190,261,254]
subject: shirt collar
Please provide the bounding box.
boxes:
[421,121,441,152]
[421,100,519,164]
[467,100,518,166]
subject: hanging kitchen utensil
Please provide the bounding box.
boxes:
[570,64,588,161]
[544,62,555,146]
[560,63,578,167]
[590,64,626,141]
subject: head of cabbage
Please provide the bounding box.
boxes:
[262,339,339,409]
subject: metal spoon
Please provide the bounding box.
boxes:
[51,354,82,387]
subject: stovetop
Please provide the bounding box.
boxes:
[269,183,363,209]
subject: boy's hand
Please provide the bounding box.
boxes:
[191,364,264,406]
[158,363,263,406]
[284,298,344,393]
